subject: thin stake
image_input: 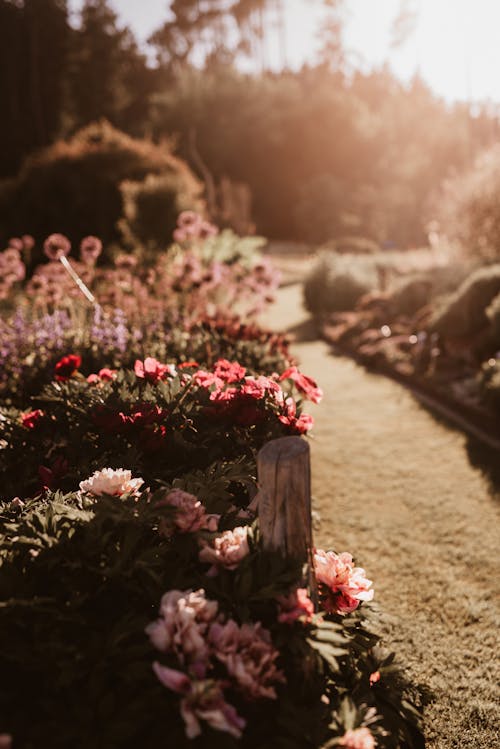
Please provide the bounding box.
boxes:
[59,254,96,305]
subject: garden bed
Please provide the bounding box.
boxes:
[0,220,424,749]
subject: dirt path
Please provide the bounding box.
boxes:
[261,284,500,749]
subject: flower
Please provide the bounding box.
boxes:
[278,397,314,434]
[157,489,219,536]
[21,409,44,429]
[152,665,245,740]
[339,727,376,749]
[146,589,218,669]
[213,359,246,383]
[79,468,144,497]
[134,357,176,383]
[54,354,81,381]
[209,620,285,700]
[80,235,102,264]
[43,233,71,261]
[277,587,314,624]
[0,735,12,749]
[87,367,116,384]
[314,550,373,615]
[199,526,249,573]
[279,366,323,404]
[369,671,381,686]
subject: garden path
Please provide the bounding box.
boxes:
[260,283,500,749]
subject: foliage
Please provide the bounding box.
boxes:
[0,357,316,499]
[303,252,378,317]
[439,144,500,262]
[430,264,500,339]
[0,480,423,749]
[0,121,203,258]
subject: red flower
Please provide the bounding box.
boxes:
[279,367,323,404]
[21,409,44,429]
[134,357,175,383]
[54,354,81,381]
[178,361,199,369]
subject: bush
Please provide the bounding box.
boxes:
[0,121,204,263]
[119,172,201,250]
[431,264,500,339]
[439,144,500,262]
[387,264,471,318]
[303,252,378,317]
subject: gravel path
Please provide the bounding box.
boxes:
[261,284,500,749]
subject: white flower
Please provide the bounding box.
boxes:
[79,468,144,497]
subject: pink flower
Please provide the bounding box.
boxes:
[22,234,35,251]
[156,488,219,536]
[339,727,376,749]
[79,468,144,498]
[369,671,381,686]
[277,587,314,624]
[43,233,71,261]
[134,357,176,383]
[0,735,12,749]
[314,550,373,615]
[279,367,323,404]
[213,359,246,383]
[87,368,117,384]
[21,409,44,429]
[209,620,285,700]
[80,235,103,264]
[199,526,249,573]
[278,397,314,434]
[146,589,218,668]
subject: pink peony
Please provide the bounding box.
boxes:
[146,589,218,669]
[199,526,249,573]
[134,357,176,383]
[314,550,373,615]
[209,620,285,700]
[79,235,102,264]
[156,488,219,536]
[277,587,315,624]
[279,366,323,404]
[339,727,376,749]
[43,233,71,261]
[79,468,144,498]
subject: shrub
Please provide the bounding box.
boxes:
[119,172,201,250]
[388,264,471,318]
[431,264,500,339]
[304,252,378,317]
[439,144,500,262]
[0,121,203,263]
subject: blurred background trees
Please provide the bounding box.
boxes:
[1,0,500,250]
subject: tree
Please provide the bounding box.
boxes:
[68,0,155,134]
[0,0,70,177]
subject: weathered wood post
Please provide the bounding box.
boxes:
[255,435,318,605]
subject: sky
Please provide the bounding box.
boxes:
[68,0,500,104]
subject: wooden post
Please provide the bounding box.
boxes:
[255,436,317,604]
